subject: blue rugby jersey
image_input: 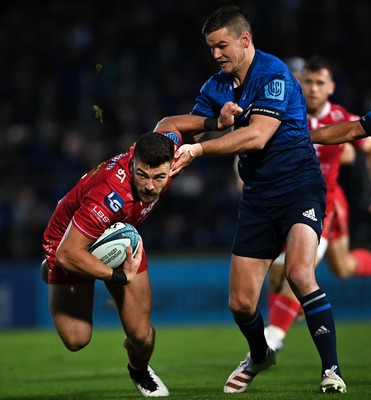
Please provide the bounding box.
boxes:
[191,49,325,202]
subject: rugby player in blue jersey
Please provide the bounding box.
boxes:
[156,5,354,395]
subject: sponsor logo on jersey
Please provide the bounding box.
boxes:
[106,152,128,170]
[264,79,285,101]
[242,103,253,119]
[115,168,126,184]
[91,162,105,176]
[104,191,124,213]
[140,199,158,218]
[89,204,110,225]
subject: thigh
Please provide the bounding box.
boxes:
[49,282,95,347]
[233,200,284,259]
[106,270,152,339]
[326,234,355,276]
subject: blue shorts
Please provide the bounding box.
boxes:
[232,185,326,259]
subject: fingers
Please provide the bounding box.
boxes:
[122,237,143,283]
[172,144,197,176]
[219,102,243,128]
[171,153,192,176]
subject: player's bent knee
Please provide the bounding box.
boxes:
[61,335,91,352]
[286,267,317,296]
[229,296,255,317]
[125,324,155,348]
[57,325,92,352]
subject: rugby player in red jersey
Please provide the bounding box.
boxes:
[42,131,182,397]
[265,56,371,353]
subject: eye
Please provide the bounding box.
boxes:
[136,171,147,179]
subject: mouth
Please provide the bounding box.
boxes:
[140,192,157,203]
[306,95,317,102]
[218,60,228,69]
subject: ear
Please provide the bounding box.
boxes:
[328,81,335,96]
[241,31,251,48]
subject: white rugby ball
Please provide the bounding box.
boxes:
[88,222,140,269]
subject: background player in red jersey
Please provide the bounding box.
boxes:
[42,131,184,397]
[264,56,371,352]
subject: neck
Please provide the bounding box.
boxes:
[233,45,255,87]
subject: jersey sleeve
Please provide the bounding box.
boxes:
[157,130,183,152]
[190,73,233,118]
[72,181,126,240]
[250,74,294,121]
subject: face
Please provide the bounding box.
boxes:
[301,68,335,115]
[131,158,171,204]
[205,27,250,79]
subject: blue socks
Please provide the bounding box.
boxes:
[299,288,342,377]
[234,310,268,363]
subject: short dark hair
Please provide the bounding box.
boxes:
[134,132,174,167]
[202,6,252,39]
[304,55,334,80]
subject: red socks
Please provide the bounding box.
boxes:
[269,293,302,332]
[351,248,371,276]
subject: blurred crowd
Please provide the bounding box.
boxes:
[1,0,371,262]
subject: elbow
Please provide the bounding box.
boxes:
[154,116,174,132]
[254,141,266,151]
[55,246,73,271]
[243,139,266,152]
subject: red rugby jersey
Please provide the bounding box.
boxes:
[309,101,361,212]
[43,132,182,251]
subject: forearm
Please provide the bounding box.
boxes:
[56,245,114,280]
[311,113,371,144]
[310,120,367,144]
[154,115,207,135]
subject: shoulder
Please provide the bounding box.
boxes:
[254,50,290,77]
[201,71,233,92]
[329,102,359,122]
[252,50,297,94]
[330,102,359,121]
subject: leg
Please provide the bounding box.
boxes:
[285,223,346,393]
[106,270,169,397]
[224,255,276,394]
[265,236,328,351]
[106,270,154,365]
[327,235,371,277]
[267,255,286,317]
[229,255,271,362]
[49,282,94,351]
[326,184,371,277]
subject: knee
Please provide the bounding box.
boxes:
[124,325,155,360]
[331,268,351,279]
[59,330,92,352]
[126,325,154,347]
[286,265,316,295]
[229,295,255,318]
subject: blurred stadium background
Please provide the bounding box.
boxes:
[0,0,370,329]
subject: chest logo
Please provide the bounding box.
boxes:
[104,191,124,213]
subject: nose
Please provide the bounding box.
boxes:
[144,179,155,191]
[212,48,221,59]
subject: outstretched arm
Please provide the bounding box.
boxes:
[154,101,243,138]
[311,112,371,144]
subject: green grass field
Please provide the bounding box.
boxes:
[1,322,370,399]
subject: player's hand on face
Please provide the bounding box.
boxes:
[171,143,203,176]
[121,237,143,283]
[219,102,243,128]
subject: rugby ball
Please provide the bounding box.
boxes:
[88,222,140,269]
